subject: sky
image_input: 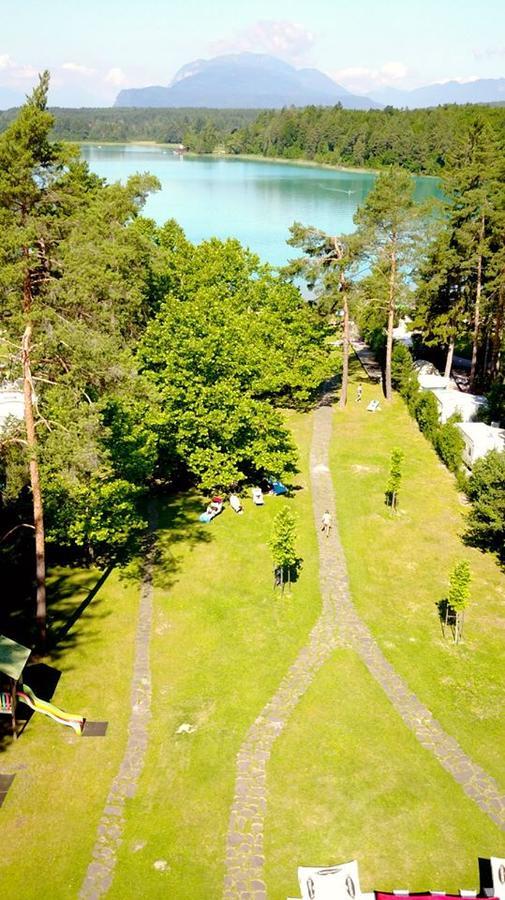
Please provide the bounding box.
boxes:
[1,0,504,106]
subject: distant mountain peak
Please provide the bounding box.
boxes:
[115,52,380,110]
[368,76,505,108]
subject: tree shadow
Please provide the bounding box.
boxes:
[462,529,505,569]
[436,598,456,640]
[119,491,212,594]
[273,556,303,590]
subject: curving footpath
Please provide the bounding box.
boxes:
[79,530,156,900]
[223,382,505,900]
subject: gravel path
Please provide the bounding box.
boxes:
[223,382,505,900]
[79,531,155,899]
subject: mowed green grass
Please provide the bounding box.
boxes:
[265,651,503,900]
[0,567,140,900]
[110,411,323,899]
[330,369,505,792]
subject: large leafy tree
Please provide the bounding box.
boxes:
[354,168,421,401]
[139,236,332,489]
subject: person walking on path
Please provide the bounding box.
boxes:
[321,509,332,537]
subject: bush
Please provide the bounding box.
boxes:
[485,381,505,428]
[465,450,505,563]
[414,391,439,440]
[391,343,418,408]
[434,420,464,473]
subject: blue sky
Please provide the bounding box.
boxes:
[1,0,504,105]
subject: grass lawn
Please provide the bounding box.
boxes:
[265,650,503,900]
[0,567,140,899]
[2,390,503,900]
[330,366,505,793]
[109,410,323,899]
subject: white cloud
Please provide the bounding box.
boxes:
[104,67,128,87]
[0,53,38,83]
[211,20,316,62]
[61,62,95,77]
[330,61,411,94]
[473,45,505,60]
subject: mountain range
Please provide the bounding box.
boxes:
[1,53,504,111]
[369,77,505,108]
[115,53,380,109]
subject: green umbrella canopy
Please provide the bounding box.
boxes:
[0,634,31,681]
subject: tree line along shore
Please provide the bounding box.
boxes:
[1,101,504,174]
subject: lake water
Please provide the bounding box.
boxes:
[81,144,440,267]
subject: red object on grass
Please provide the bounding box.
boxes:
[376,895,494,900]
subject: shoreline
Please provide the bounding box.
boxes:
[75,141,440,180]
[75,141,389,177]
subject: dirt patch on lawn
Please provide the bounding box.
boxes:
[351,464,381,475]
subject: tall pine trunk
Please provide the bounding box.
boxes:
[489,283,504,378]
[444,338,455,378]
[470,214,485,388]
[22,264,47,649]
[339,287,349,408]
[385,243,397,401]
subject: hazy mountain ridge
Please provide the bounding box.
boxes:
[369,77,505,108]
[115,53,379,109]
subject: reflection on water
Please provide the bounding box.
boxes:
[81,145,441,267]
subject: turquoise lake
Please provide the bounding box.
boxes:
[81,144,440,267]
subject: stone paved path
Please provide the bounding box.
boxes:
[223,382,505,900]
[79,530,156,899]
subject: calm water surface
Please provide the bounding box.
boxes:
[81,144,440,267]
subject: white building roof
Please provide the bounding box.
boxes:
[418,373,455,390]
[457,421,505,453]
[431,389,487,423]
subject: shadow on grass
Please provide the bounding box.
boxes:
[0,492,212,752]
[436,597,456,640]
[145,492,212,592]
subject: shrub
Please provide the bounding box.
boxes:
[465,450,505,563]
[485,381,505,428]
[385,447,404,510]
[434,420,464,473]
[391,343,418,408]
[414,390,439,440]
[447,560,471,643]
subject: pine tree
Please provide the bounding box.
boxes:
[285,225,357,406]
[0,72,74,646]
[354,168,421,401]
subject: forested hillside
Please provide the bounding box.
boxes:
[1,104,504,175]
[219,104,505,174]
[0,106,260,145]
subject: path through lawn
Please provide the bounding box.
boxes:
[109,411,322,898]
[330,368,505,793]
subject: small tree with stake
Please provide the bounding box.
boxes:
[447,560,471,644]
[269,507,297,592]
[385,448,404,511]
